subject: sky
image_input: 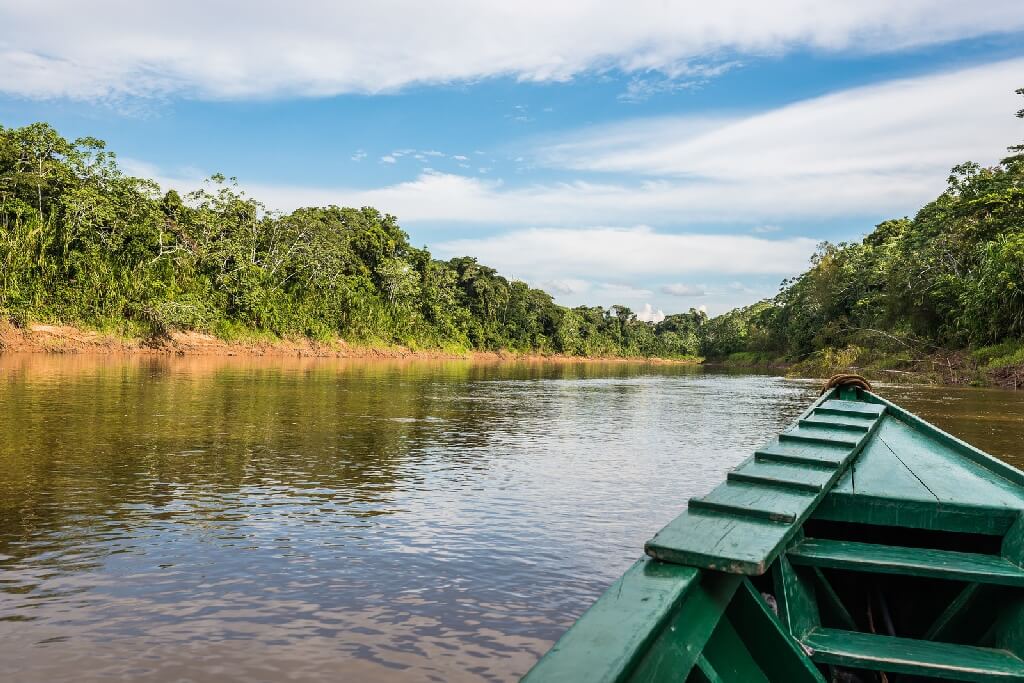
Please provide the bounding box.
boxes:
[1,2,1023,319]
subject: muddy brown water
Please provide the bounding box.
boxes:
[0,355,1020,682]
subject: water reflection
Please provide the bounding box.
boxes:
[0,355,1020,681]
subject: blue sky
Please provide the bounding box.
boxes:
[2,2,1023,318]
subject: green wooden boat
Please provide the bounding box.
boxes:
[523,379,1024,682]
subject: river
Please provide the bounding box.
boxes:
[0,355,1021,682]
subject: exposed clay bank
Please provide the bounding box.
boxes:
[0,322,696,364]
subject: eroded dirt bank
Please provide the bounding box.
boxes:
[0,322,693,364]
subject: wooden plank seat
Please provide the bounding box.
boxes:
[788,538,1024,587]
[802,628,1024,682]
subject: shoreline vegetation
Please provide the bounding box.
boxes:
[1,90,1022,388]
[0,321,699,364]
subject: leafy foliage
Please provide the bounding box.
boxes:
[0,122,702,359]
[700,88,1024,364]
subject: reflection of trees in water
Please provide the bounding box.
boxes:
[0,356,702,573]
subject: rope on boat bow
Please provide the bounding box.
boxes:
[820,373,873,395]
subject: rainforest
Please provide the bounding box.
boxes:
[1,89,1022,383]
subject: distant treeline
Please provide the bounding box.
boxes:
[1,89,1021,367]
[0,122,706,358]
[704,87,1024,377]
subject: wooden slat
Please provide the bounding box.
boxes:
[754,445,846,468]
[814,492,1019,535]
[695,482,816,523]
[731,460,833,490]
[779,429,859,448]
[788,538,1024,587]
[803,628,1024,682]
[689,498,796,524]
[647,389,884,575]
[645,511,792,574]
[800,417,870,432]
[728,470,823,493]
[806,411,876,428]
[819,399,885,416]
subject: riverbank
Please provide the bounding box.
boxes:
[0,321,697,365]
[707,345,1024,390]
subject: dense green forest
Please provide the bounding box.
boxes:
[704,87,1024,384]
[0,88,1021,380]
[0,122,706,358]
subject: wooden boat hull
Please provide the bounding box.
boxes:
[523,385,1024,682]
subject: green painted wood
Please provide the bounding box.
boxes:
[862,391,1024,488]
[754,442,848,468]
[789,538,1024,586]
[521,558,699,683]
[779,429,859,448]
[805,411,877,428]
[648,390,883,575]
[695,482,817,523]
[819,399,885,416]
[802,628,1024,682]
[815,406,880,419]
[529,388,1024,683]
[799,417,870,433]
[994,598,1024,660]
[1002,515,1024,566]
[870,422,1022,507]
[731,459,833,490]
[688,498,796,524]
[690,655,724,683]
[829,416,1024,514]
[699,614,770,683]
[645,512,789,574]
[810,567,858,631]
[626,573,741,682]
[773,554,819,638]
[727,470,822,493]
[728,579,826,682]
[814,492,1019,535]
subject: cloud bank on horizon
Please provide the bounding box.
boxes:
[2,1,1022,315]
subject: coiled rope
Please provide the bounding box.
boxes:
[820,373,872,395]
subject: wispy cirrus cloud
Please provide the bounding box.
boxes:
[119,58,1020,229]
[2,1,1023,100]
[536,57,1024,184]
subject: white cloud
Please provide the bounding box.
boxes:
[2,1,1023,100]
[618,61,741,103]
[661,283,707,297]
[132,59,1024,229]
[434,226,817,280]
[596,283,655,300]
[539,278,590,295]
[635,303,666,323]
[453,155,469,161]
[380,155,397,164]
[350,150,367,162]
[752,225,782,234]
[538,58,1024,184]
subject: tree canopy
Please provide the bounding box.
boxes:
[0,122,703,358]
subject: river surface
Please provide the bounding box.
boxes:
[0,355,1021,682]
